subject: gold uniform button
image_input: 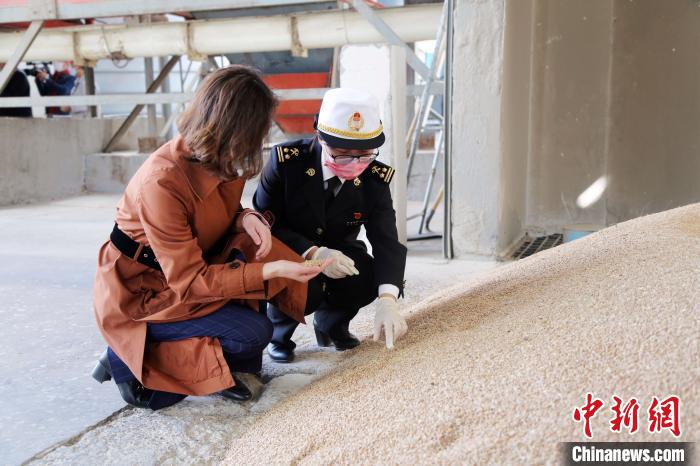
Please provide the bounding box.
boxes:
[315,227,324,235]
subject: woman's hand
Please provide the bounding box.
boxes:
[241,213,271,260]
[262,258,334,283]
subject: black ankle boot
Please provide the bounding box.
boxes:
[91,349,113,383]
[220,375,253,402]
[91,349,154,409]
[314,327,332,347]
[314,325,360,351]
[267,342,295,363]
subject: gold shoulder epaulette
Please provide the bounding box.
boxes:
[276,145,302,163]
[369,162,395,183]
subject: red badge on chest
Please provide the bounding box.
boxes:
[353,212,362,220]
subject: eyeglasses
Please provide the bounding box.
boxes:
[327,149,379,165]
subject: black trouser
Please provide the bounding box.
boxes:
[268,246,377,348]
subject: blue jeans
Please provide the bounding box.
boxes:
[106,301,273,409]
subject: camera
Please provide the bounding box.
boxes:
[22,62,51,77]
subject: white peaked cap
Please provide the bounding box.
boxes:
[315,88,385,150]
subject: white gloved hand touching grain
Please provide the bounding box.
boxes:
[311,246,359,279]
[374,296,407,349]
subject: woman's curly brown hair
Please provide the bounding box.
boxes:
[177,65,277,180]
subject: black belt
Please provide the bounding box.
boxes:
[110,223,162,272]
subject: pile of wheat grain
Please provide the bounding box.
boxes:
[225,204,699,465]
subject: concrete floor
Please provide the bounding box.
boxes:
[0,195,125,465]
[0,194,498,465]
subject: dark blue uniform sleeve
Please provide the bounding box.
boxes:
[365,182,407,292]
[37,75,76,96]
[253,149,315,256]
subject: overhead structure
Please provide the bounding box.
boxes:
[350,0,431,80]
[0,0,453,260]
[0,0,330,23]
[406,1,447,241]
[102,55,180,152]
[0,20,43,93]
[0,4,441,64]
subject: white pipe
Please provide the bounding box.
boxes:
[0,4,441,63]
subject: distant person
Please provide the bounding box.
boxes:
[34,62,78,116]
[68,66,93,118]
[0,66,32,117]
[90,66,331,410]
[254,88,408,363]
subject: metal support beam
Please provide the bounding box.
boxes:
[159,56,172,139]
[443,0,454,260]
[0,83,441,108]
[0,93,191,107]
[83,66,97,118]
[144,57,158,137]
[390,46,408,245]
[407,82,444,96]
[141,16,158,138]
[207,57,221,70]
[0,20,43,94]
[406,0,447,179]
[330,47,340,88]
[158,62,205,139]
[103,55,181,153]
[351,0,430,80]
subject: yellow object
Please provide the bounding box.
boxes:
[303,259,324,267]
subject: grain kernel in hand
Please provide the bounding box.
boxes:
[303,259,324,267]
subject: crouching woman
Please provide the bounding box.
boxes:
[90,66,328,410]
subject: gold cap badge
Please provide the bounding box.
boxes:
[348,112,364,132]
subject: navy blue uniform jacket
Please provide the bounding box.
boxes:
[253,138,407,292]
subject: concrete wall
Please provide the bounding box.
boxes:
[605,0,700,223]
[524,0,614,232]
[450,0,506,256]
[452,0,700,257]
[0,117,158,205]
[522,0,700,232]
[339,44,393,165]
[497,0,534,252]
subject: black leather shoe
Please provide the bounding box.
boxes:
[220,375,253,402]
[314,326,360,351]
[267,342,295,363]
[117,380,155,409]
[91,349,154,409]
[91,349,113,383]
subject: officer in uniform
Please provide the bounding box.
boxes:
[254,88,408,362]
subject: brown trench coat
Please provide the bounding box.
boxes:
[93,135,307,396]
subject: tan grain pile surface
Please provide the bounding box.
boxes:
[225,204,700,465]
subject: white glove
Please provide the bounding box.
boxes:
[373,297,407,349]
[311,246,359,279]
